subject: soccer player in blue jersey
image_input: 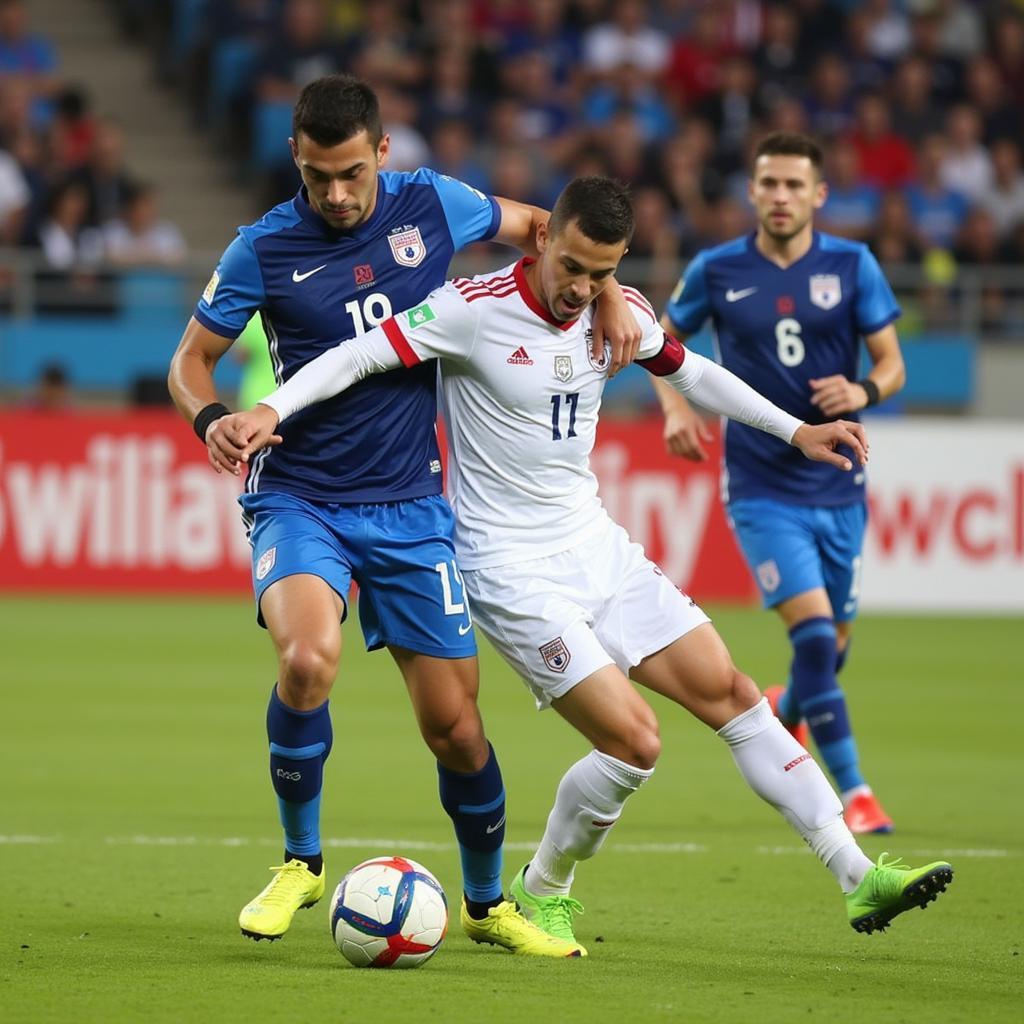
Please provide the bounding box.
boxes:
[652,133,906,835]
[167,74,638,955]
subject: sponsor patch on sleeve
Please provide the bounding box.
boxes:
[202,271,220,305]
[406,303,437,330]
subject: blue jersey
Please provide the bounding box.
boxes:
[195,168,501,504]
[665,231,900,507]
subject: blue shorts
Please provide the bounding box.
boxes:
[239,492,476,659]
[727,498,867,623]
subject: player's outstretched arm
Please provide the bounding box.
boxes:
[651,315,712,461]
[168,317,241,475]
[651,344,866,471]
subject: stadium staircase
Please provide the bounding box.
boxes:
[26,0,255,258]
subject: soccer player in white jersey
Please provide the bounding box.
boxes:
[214,178,953,951]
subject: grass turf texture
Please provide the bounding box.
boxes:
[2,596,1021,1023]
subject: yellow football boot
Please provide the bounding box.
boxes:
[239,859,325,941]
[460,898,587,957]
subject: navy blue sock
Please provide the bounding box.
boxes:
[267,685,332,864]
[438,743,505,909]
[788,617,864,793]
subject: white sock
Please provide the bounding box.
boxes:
[525,750,654,896]
[718,698,873,892]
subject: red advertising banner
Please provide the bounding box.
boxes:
[0,410,755,601]
[0,410,250,592]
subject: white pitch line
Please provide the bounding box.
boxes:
[0,836,1012,858]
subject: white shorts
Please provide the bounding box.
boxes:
[463,517,710,709]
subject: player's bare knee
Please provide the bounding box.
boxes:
[731,669,762,709]
[278,639,337,701]
[606,713,660,771]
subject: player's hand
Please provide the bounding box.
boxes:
[592,285,643,377]
[663,402,713,461]
[792,420,869,471]
[809,375,869,417]
[206,406,282,474]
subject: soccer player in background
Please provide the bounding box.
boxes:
[651,132,906,835]
[168,74,640,956]
[216,176,952,954]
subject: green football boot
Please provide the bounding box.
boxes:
[509,864,586,950]
[846,853,953,934]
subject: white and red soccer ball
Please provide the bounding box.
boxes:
[330,856,448,968]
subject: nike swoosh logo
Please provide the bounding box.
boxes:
[485,815,506,834]
[458,621,473,636]
[725,287,758,302]
[292,265,327,283]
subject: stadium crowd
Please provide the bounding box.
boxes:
[2,0,1023,327]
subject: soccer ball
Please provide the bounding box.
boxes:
[329,856,448,968]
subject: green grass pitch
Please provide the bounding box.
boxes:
[2,596,1021,1023]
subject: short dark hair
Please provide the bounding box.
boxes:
[753,132,824,175]
[292,74,383,148]
[548,177,634,245]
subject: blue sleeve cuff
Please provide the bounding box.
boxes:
[481,197,502,242]
[194,306,243,340]
[860,309,901,336]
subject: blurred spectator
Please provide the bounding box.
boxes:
[69,117,137,228]
[889,55,943,146]
[31,362,71,411]
[863,0,911,62]
[938,103,993,203]
[47,85,96,170]
[376,86,429,172]
[582,0,670,77]
[418,45,486,138]
[840,8,889,93]
[590,108,648,187]
[500,0,582,90]
[870,190,923,265]
[847,92,915,189]
[991,9,1024,99]
[582,61,674,144]
[754,3,803,110]
[103,183,187,267]
[954,207,1008,329]
[428,119,490,194]
[37,180,103,269]
[764,96,809,137]
[697,56,766,176]
[486,144,546,207]
[906,7,962,104]
[0,137,28,243]
[0,0,59,105]
[664,5,734,109]
[934,0,985,62]
[803,54,855,140]
[256,0,339,103]
[904,134,969,250]
[979,139,1024,240]
[7,126,43,241]
[508,49,578,160]
[342,0,422,91]
[963,54,1020,148]
[819,139,880,241]
[793,0,846,67]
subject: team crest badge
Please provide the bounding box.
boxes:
[256,546,277,582]
[388,224,427,267]
[809,274,841,310]
[756,559,781,593]
[539,637,571,673]
[585,328,611,372]
[554,355,573,382]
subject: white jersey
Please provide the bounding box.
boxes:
[381,259,671,569]
[263,257,803,572]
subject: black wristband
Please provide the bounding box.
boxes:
[193,402,230,442]
[857,378,881,408]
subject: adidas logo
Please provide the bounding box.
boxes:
[506,346,533,365]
